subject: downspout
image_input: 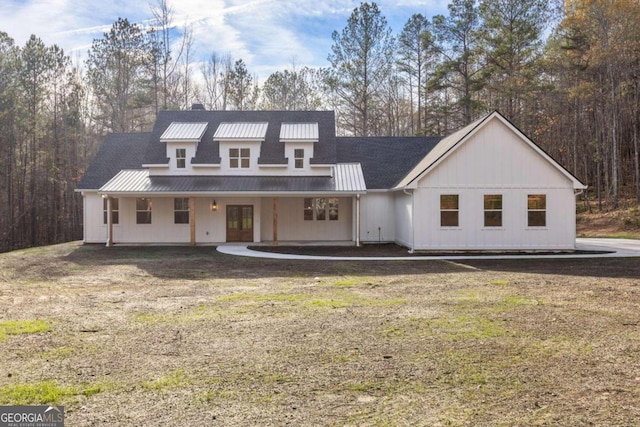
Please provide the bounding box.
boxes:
[356,194,361,247]
[403,189,415,254]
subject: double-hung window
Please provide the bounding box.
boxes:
[136,198,152,224]
[176,148,186,169]
[230,148,250,168]
[294,149,304,169]
[527,194,546,227]
[484,195,502,227]
[440,195,459,227]
[174,198,189,224]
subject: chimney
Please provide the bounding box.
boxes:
[191,103,205,111]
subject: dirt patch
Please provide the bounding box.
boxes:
[249,243,611,257]
[0,242,639,426]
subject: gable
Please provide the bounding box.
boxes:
[396,112,586,190]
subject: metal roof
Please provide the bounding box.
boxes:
[160,122,208,141]
[213,122,269,140]
[280,123,319,141]
[334,163,366,192]
[99,166,365,194]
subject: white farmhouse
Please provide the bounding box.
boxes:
[77,109,586,251]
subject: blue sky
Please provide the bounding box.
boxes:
[0,0,449,80]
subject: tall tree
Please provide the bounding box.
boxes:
[261,65,323,110]
[0,32,19,251]
[398,14,432,133]
[431,0,485,128]
[227,59,259,110]
[86,18,153,133]
[327,2,396,136]
[479,0,551,124]
[199,51,233,110]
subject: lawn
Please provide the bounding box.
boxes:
[0,242,639,426]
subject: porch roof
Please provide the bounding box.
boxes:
[99,164,365,195]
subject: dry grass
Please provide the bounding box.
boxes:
[577,201,640,238]
[0,242,639,426]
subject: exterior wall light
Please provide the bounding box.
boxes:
[211,200,218,212]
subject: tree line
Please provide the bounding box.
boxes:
[0,0,638,252]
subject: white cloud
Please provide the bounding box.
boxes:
[0,0,448,79]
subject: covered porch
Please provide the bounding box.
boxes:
[97,166,366,246]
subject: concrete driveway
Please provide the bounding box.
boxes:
[217,238,640,261]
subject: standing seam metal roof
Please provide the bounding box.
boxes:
[160,122,208,141]
[280,123,319,140]
[213,122,269,140]
[100,165,365,194]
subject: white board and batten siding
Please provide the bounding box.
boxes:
[411,116,580,250]
[83,194,263,244]
[358,193,396,244]
[260,197,353,242]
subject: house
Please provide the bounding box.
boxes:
[76,109,587,251]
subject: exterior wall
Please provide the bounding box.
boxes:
[83,192,107,244]
[83,195,263,244]
[393,191,413,249]
[359,192,395,243]
[412,188,576,250]
[166,141,198,172]
[147,139,331,176]
[284,141,314,173]
[260,197,353,242]
[411,118,577,250]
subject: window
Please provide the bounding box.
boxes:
[176,148,186,169]
[329,198,339,221]
[484,194,502,227]
[136,198,152,224]
[294,149,304,169]
[304,198,339,221]
[527,194,546,227]
[230,148,250,168]
[304,198,314,220]
[440,194,459,227]
[174,198,189,224]
[103,198,119,225]
[315,198,326,220]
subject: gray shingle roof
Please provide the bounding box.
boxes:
[336,136,442,189]
[77,132,150,190]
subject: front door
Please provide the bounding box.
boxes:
[226,205,254,242]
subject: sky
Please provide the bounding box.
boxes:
[0,0,449,80]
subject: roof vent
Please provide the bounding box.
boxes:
[191,103,205,110]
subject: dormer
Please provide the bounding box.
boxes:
[280,123,318,172]
[160,122,208,173]
[214,122,268,173]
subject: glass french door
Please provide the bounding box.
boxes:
[226,205,254,242]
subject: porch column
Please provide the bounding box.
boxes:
[106,196,113,247]
[272,197,278,246]
[189,197,196,245]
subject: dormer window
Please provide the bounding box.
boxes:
[230,148,250,168]
[294,149,304,169]
[176,149,186,168]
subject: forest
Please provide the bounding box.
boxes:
[0,0,639,252]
